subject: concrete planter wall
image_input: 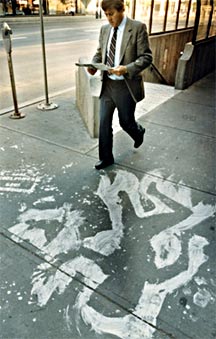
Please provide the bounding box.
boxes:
[75,58,100,138]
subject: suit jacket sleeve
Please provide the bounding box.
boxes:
[91,26,104,64]
[122,21,152,79]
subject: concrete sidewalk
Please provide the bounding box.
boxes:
[0,72,215,339]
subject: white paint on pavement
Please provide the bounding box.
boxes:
[150,202,215,268]
[74,235,209,338]
[6,168,216,338]
[9,204,84,260]
[33,196,56,205]
[193,288,214,308]
[31,256,108,308]
[0,167,48,194]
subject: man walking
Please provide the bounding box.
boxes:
[88,0,152,170]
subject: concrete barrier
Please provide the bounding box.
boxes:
[75,58,101,138]
[175,38,215,89]
[146,29,194,86]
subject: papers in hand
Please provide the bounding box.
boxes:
[75,62,111,71]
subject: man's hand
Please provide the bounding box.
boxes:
[87,67,97,76]
[109,65,128,76]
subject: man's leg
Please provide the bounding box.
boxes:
[98,84,115,163]
[114,82,145,145]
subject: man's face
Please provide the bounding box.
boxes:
[104,8,124,28]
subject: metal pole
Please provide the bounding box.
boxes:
[2,22,25,119]
[37,0,58,110]
[163,0,169,32]
[175,0,181,30]
[8,54,19,114]
[8,53,25,119]
[149,0,154,34]
[131,0,136,19]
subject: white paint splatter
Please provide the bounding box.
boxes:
[193,288,213,308]
[63,305,73,331]
[31,256,108,308]
[62,162,74,169]
[33,196,55,205]
[194,276,207,286]
[76,235,209,338]
[9,203,84,261]
[83,170,175,256]
[182,287,192,296]
[42,209,83,260]
[19,203,27,212]
[7,169,215,339]
[0,168,42,194]
[82,198,91,205]
[150,202,215,268]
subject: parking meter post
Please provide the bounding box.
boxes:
[8,55,19,116]
[2,22,25,119]
[39,0,49,106]
[37,0,58,111]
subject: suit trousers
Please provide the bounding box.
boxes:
[99,75,143,161]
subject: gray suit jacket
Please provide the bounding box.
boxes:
[92,17,152,103]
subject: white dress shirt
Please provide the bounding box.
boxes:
[107,16,127,80]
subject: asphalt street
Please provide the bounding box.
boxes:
[0,16,106,112]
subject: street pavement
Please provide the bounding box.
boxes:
[0,71,215,339]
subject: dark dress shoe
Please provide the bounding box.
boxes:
[134,128,145,148]
[95,159,114,170]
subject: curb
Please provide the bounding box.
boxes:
[0,14,100,24]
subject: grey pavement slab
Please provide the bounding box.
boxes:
[1,130,215,339]
[0,72,216,339]
[88,71,215,194]
[142,96,215,137]
[173,71,215,107]
[0,129,172,339]
[96,120,215,195]
[0,92,98,154]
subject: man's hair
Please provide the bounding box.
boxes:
[101,0,124,12]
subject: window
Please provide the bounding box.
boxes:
[134,0,213,37]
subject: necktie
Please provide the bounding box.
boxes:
[106,27,118,68]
